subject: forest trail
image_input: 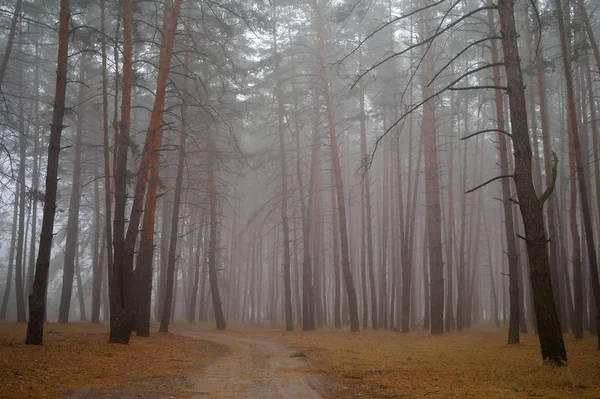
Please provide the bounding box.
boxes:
[175,330,326,398]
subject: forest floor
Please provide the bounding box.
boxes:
[2,322,599,398]
[0,322,227,398]
[175,323,600,399]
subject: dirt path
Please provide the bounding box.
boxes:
[175,330,326,398]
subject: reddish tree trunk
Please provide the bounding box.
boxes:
[26,0,71,344]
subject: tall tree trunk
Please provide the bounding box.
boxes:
[313,0,359,332]
[75,240,87,321]
[189,215,205,323]
[26,0,71,344]
[58,53,87,323]
[445,92,456,331]
[272,11,293,331]
[532,2,563,339]
[204,123,226,330]
[111,0,182,343]
[26,40,42,300]
[497,0,567,364]
[91,174,102,323]
[99,0,114,326]
[554,0,600,349]
[14,62,27,323]
[0,0,22,87]
[420,1,444,335]
[486,4,520,343]
[358,83,377,330]
[331,169,342,329]
[1,178,19,320]
[110,0,134,344]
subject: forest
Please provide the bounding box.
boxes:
[0,0,599,397]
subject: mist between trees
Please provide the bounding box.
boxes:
[0,0,598,366]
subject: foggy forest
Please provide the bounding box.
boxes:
[0,0,599,397]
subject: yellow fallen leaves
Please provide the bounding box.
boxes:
[177,323,600,399]
[273,326,600,399]
[0,322,225,399]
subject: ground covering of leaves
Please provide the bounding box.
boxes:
[277,326,600,398]
[0,322,226,399]
[177,323,600,399]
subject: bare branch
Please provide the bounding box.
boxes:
[461,129,512,141]
[449,85,507,91]
[352,5,497,89]
[429,36,501,86]
[466,174,513,194]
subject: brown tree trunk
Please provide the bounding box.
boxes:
[420,1,444,335]
[189,215,205,324]
[110,0,134,344]
[14,62,27,323]
[0,0,22,86]
[111,0,182,343]
[26,40,42,300]
[497,0,567,364]
[445,91,456,331]
[314,0,359,332]
[486,4,520,343]
[205,123,226,330]
[1,185,19,320]
[26,0,71,344]
[97,0,113,325]
[358,83,378,331]
[272,11,293,331]
[330,169,342,329]
[554,0,600,349]
[58,53,87,324]
[91,171,102,323]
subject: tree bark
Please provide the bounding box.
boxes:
[58,53,87,324]
[420,1,444,335]
[26,0,71,344]
[313,0,359,332]
[497,0,567,364]
[272,10,293,331]
[554,0,600,350]
[486,4,520,343]
[112,0,182,343]
[0,0,22,87]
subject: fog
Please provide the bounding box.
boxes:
[0,0,598,367]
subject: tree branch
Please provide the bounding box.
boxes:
[461,129,512,141]
[466,174,513,194]
[449,85,507,91]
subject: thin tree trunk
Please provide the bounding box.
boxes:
[420,1,444,335]
[358,82,377,330]
[0,0,22,86]
[205,123,226,330]
[486,4,520,343]
[26,40,41,300]
[14,62,27,323]
[331,169,342,329]
[272,10,293,331]
[554,0,600,349]
[1,184,19,320]
[314,1,360,331]
[26,0,71,344]
[91,173,102,323]
[58,53,87,324]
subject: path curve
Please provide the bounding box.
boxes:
[175,330,325,399]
